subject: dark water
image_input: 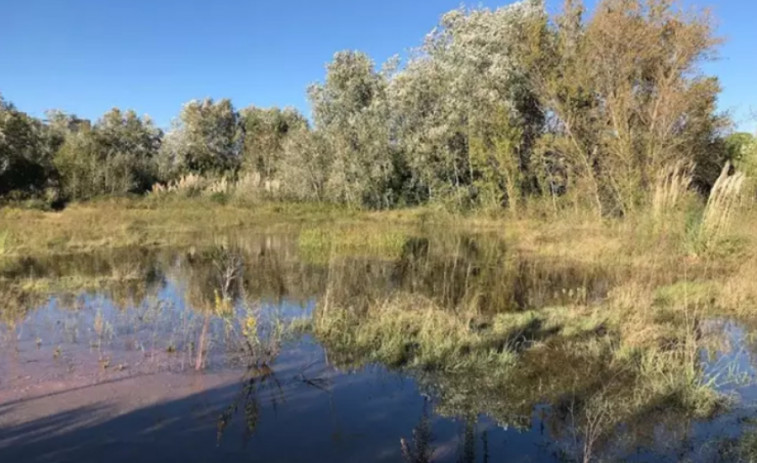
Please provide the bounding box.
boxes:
[1,232,756,462]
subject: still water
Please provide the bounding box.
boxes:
[1,232,756,462]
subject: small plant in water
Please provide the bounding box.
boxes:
[242,314,258,342]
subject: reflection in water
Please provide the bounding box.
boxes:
[401,399,434,463]
[216,362,284,447]
[0,231,756,462]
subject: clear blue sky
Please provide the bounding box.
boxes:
[1,0,754,132]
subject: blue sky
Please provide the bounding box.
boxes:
[1,0,755,132]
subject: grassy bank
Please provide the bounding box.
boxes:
[0,197,426,257]
[4,194,757,316]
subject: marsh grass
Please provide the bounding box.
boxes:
[653,161,694,221]
[315,293,522,371]
[0,230,11,256]
[717,424,757,463]
[700,163,746,248]
[298,227,410,263]
[150,173,270,206]
[310,232,744,461]
[0,197,436,258]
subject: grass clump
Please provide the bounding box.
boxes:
[700,164,747,247]
[0,231,12,256]
[315,293,522,372]
[298,227,409,264]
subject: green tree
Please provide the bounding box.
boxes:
[239,106,307,181]
[388,1,546,209]
[525,0,726,215]
[0,96,59,199]
[309,51,397,208]
[54,108,161,200]
[158,98,241,178]
[732,132,757,179]
[726,133,755,165]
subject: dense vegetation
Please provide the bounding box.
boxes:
[2,0,754,215]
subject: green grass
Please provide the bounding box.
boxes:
[298,227,410,263]
[0,197,435,258]
[312,284,727,440]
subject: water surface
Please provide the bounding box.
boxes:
[1,232,756,462]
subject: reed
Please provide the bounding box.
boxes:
[652,161,693,219]
[0,230,9,256]
[700,162,746,247]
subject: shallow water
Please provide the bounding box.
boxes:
[1,232,756,462]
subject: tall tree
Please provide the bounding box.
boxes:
[54,108,161,199]
[388,0,546,209]
[239,106,307,181]
[525,0,727,215]
[0,96,59,198]
[278,128,332,202]
[158,98,241,178]
[309,51,396,208]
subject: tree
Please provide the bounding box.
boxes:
[729,132,757,178]
[277,128,331,202]
[239,106,307,181]
[525,0,727,215]
[0,96,59,199]
[388,0,546,209]
[726,133,755,164]
[158,98,241,178]
[54,108,161,200]
[309,50,397,208]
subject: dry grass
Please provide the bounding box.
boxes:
[0,198,426,257]
[701,163,746,247]
[652,161,694,219]
[313,273,727,448]
[149,172,281,205]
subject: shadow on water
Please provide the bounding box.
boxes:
[1,231,757,461]
[0,339,565,463]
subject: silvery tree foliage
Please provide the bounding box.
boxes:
[388,0,546,207]
[158,98,242,178]
[308,50,397,208]
[239,106,308,182]
[54,108,161,199]
[278,128,332,202]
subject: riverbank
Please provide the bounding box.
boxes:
[3,196,757,318]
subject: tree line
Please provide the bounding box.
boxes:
[1,0,755,214]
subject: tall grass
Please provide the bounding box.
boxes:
[150,172,265,203]
[652,161,693,220]
[700,163,746,247]
[0,231,10,256]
